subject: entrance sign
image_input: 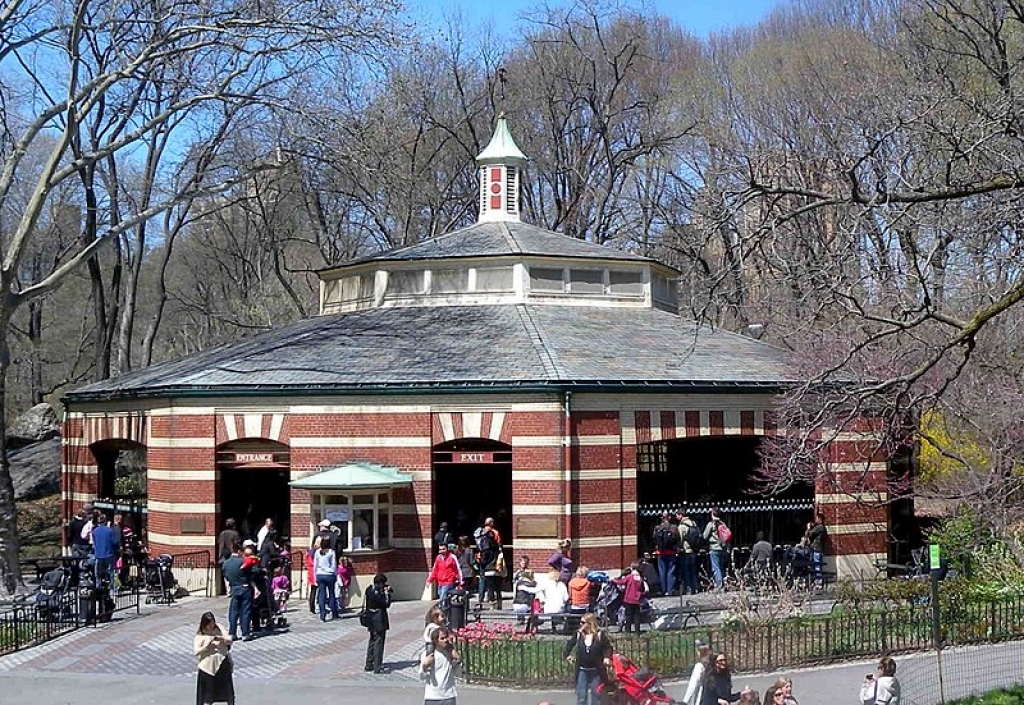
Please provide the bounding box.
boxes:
[235,452,274,463]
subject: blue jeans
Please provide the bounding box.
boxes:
[575,668,602,705]
[228,586,252,638]
[677,552,698,594]
[94,557,116,589]
[437,582,454,607]
[316,573,339,619]
[812,551,823,585]
[657,554,676,595]
[710,550,727,589]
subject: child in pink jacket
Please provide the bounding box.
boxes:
[336,555,353,610]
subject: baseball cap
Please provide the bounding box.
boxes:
[318,519,331,528]
[242,539,256,547]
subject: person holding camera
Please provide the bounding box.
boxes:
[194,611,234,705]
[860,656,900,705]
[364,572,393,673]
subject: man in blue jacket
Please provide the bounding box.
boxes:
[90,514,120,590]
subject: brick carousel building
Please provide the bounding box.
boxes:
[61,118,900,601]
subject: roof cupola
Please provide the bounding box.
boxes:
[476,113,527,223]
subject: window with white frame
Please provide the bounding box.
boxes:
[313,490,394,551]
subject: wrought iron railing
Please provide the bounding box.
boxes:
[456,596,1024,686]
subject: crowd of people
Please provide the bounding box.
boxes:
[649,509,830,594]
[66,503,144,591]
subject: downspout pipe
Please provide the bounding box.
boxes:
[562,390,572,541]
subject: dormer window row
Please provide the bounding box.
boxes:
[322,262,668,315]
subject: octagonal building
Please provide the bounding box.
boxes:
[61,117,896,600]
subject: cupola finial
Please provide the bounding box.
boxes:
[476,95,527,223]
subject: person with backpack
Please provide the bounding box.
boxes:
[473,517,501,608]
[433,522,454,553]
[652,512,681,596]
[703,508,732,590]
[676,510,701,595]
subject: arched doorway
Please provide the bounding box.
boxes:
[217,439,291,542]
[636,436,813,551]
[90,439,147,538]
[432,439,512,546]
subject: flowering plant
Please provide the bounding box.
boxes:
[455,621,533,644]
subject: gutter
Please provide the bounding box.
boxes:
[63,379,794,406]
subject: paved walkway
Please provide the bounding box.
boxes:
[0,593,1020,704]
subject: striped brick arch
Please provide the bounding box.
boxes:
[431,411,510,443]
[78,412,148,445]
[217,412,287,443]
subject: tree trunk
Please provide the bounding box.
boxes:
[0,305,24,596]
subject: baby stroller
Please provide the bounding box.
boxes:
[144,553,177,604]
[78,566,116,624]
[594,580,624,627]
[35,566,73,621]
[783,545,813,588]
[252,566,288,632]
[600,652,677,705]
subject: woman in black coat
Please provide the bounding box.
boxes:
[701,652,742,705]
[363,573,392,673]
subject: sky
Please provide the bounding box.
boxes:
[401,0,784,38]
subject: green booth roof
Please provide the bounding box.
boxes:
[289,461,412,490]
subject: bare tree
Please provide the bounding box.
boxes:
[0,0,400,595]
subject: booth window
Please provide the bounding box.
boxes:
[313,490,393,551]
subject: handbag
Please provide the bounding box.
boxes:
[359,606,370,628]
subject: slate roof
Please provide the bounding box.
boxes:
[65,305,798,402]
[336,221,660,268]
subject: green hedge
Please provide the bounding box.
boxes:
[946,685,1024,704]
[456,595,1024,686]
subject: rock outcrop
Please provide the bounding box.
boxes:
[8,403,62,501]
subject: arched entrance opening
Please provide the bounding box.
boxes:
[90,439,148,537]
[432,439,512,546]
[217,439,291,541]
[636,436,813,552]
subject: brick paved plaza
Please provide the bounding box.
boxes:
[2,593,1017,704]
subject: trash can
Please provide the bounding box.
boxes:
[446,587,468,631]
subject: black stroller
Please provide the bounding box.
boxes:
[35,566,73,621]
[78,564,115,624]
[252,555,289,633]
[594,580,624,627]
[782,545,813,588]
[144,554,178,604]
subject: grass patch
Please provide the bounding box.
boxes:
[947,685,1024,704]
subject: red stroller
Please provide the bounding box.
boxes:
[599,652,677,705]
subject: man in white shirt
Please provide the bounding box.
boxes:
[256,518,274,551]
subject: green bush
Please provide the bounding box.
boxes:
[946,685,1024,704]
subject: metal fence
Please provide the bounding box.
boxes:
[1,547,208,657]
[457,596,1024,687]
[0,584,140,657]
[169,550,215,597]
